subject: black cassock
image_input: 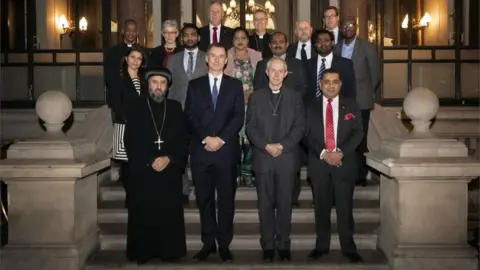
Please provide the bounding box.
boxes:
[124,95,189,261]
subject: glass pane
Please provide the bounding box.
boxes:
[2,0,27,51]
[421,0,453,46]
[461,63,480,98]
[383,63,408,98]
[383,0,408,46]
[110,0,119,46]
[79,66,105,101]
[35,0,102,49]
[367,0,378,44]
[1,67,29,100]
[412,63,455,98]
[463,0,479,48]
[181,0,193,25]
[33,66,76,100]
[146,0,154,48]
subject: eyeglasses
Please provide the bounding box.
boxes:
[163,31,178,35]
[342,23,356,29]
[324,14,338,19]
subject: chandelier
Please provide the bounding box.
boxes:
[223,0,275,24]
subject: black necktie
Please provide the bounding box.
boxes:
[301,44,307,61]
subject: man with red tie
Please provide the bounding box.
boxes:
[304,69,364,263]
[198,2,233,52]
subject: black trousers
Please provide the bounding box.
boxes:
[356,109,371,182]
[292,142,311,203]
[311,170,357,254]
[192,161,237,249]
[119,161,129,207]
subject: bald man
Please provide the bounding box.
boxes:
[286,20,317,65]
[246,58,305,261]
[198,2,233,51]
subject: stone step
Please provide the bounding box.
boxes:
[99,233,378,251]
[98,201,380,224]
[86,250,388,270]
[99,184,380,202]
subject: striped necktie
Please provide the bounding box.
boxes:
[316,58,326,98]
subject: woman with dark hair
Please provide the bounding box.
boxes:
[111,45,148,207]
[225,27,262,188]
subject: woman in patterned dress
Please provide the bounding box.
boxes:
[224,27,262,187]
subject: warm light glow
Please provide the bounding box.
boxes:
[419,12,432,26]
[79,17,88,31]
[222,3,227,11]
[229,0,236,8]
[227,7,232,15]
[401,14,408,29]
[269,5,275,13]
[248,0,255,7]
[58,14,70,30]
[265,1,272,9]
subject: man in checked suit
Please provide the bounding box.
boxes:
[304,68,364,263]
[167,23,209,203]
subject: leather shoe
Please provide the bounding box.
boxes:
[193,245,216,261]
[278,249,291,261]
[307,249,329,260]
[262,250,274,262]
[344,252,364,263]
[219,248,233,262]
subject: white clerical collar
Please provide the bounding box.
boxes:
[271,90,280,94]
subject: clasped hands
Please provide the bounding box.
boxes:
[321,151,343,167]
[152,156,170,172]
[204,136,225,152]
[265,143,283,157]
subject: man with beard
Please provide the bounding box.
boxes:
[167,23,208,203]
[124,67,189,265]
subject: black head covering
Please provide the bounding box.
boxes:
[145,66,173,87]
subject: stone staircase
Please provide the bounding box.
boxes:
[86,170,388,269]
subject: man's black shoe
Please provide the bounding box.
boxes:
[192,245,216,261]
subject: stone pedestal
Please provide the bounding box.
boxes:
[366,87,479,270]
[0,91,110,270]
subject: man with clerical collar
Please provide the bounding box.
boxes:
[248,9,273,59]
[246,57,305,262]
[123,67,189,265]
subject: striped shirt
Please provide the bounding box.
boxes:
[132,78,141,95]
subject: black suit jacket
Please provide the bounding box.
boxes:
[148,45,183,68]
[184,74,245,164]
[248,33,273,59]
[304,97,363,181]
[246,87,305,173]
[286,42,318,69]
[253,57,307,97]
[305,54,356,102]
[198,25,233,52]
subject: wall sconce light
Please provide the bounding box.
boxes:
[57,14,88,33]
[79,17,88,31]
[401,12,432,30]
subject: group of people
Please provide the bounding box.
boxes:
[103,1,380,266]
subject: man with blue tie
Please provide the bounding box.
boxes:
[185,44,245,262]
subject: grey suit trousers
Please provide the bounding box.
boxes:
[255,157,296,250]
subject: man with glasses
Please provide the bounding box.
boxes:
[334,17,380,187]
[249,10,273,59]
[150,20,182,68]
[323,6,343,45]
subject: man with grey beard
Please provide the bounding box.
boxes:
[124,67,189,264]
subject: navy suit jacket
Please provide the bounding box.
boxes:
[184,74,245,164]
[305,54,356,102]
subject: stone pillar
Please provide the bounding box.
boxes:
[366,87,479,270]
[0,91,110,270]
[339,0,368,39]
[117,0,147,46]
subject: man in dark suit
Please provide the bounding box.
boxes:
[184,44,244,262]
[335,17,380,186]
[306,29,356,102]
[246,58,305,262]
[286,20,315,66]
[323,6,344,46]
[253,32,307,97]
[248,10,273,59]
[304,69,364,263]
[198,2,233,52]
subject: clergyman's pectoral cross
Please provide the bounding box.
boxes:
[154,137,164,150]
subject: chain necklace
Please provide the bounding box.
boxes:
[269,90,283,116]
[146,97,167,150]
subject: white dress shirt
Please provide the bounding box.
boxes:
[317,52,334,76]
[209,24,222,44]
[183,48,199,73]
[330,27,339,44]
[208,73,223,94]
[295,40,313,60]
[320,95,339,158]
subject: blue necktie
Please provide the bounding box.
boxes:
[212,78,218,110]
[316,58,326,98]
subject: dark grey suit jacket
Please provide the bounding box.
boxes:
[253,57,308,98]
[334,38,380,110]
[246,87,305,173]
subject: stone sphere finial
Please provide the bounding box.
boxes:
[403,87,439,135]
[35,90,73,133]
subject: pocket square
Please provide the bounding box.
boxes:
[344,113,355,120]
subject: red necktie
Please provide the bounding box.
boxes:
[325,99,336,151]
[212,27,218,44]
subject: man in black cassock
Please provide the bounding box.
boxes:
[124,67,189,265]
